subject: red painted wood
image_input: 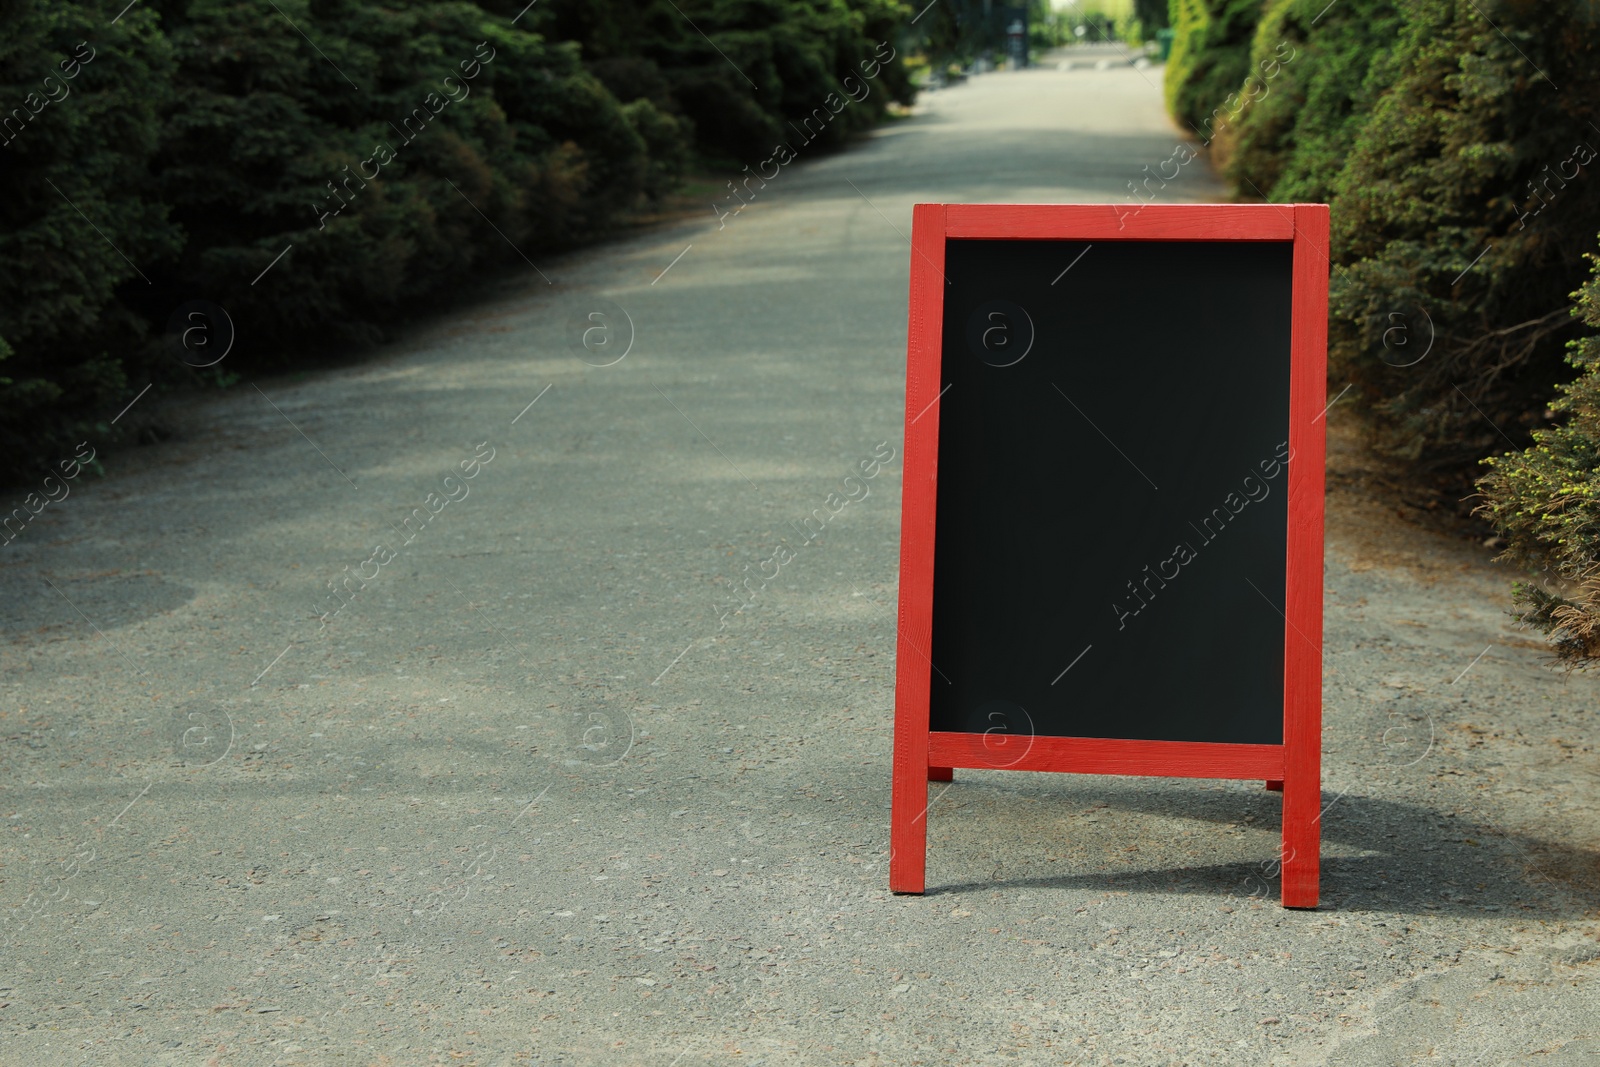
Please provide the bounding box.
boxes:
[929,767,953,782]
[1265,780,1284,792]
[928,734,1285,779]
[943,203,1295,242]
[890,203,948,895]
[1280,203,1330,909]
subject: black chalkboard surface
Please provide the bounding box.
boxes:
[928,239,1294,745]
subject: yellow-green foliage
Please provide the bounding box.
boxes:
[1479,239,1600,668]
[1325,0,1600,477]
[1175,0,1600,486]
[1164,0,1262,134]
[1217,0,1404,202]
[1170,0,1600,666]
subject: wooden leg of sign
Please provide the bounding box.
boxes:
[1280,202,1327,910]
[1280,657,1321,907]
[1280,614,1322,908]
[1265,780,1283,791]
[891,200,945,898]
[1280,769,1319,908]
[890,722,929,895]
[890,758,928,894]
[929,766,953,782]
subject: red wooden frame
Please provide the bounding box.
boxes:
[891,203,1328,908]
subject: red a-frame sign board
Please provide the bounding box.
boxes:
[891,203,1328,908]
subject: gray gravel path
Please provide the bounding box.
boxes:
[2,57,1598,1067]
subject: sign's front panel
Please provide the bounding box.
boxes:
[928,238,1293,745]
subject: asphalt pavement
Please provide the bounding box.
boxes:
[2,55,1598,1067]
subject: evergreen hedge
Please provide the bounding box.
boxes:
[1183,0,1600,484]
[1163,0,1261,138]
[1479,236,1600,669]
[0,0,910,484]
[1323,0,1600,480]
[1165,0,1600,665]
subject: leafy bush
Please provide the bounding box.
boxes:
[0,0,910,485]
[1174,0,1600,663]
[1135,0,1169,32]
[1478,236,1600,668]
[1164,0,1261,137]
[1215,0,1404,202]
[1178,0,1600,500]
[536,0,912,162]
[1326,0,1600,481]
[0,2,179,469]
[622,98,692,202]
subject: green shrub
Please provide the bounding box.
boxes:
[1135,0,1169,32]
[1185,0,1600,660]
[1164,0,1262,138]
[1327,0,1600,480]
[0,1,179,470]
[536,0,912,162]
[0,0,911,485]
[1478,235,1600,668]
[622,98,692,201]
[1217,0,1404,202]
[146,1,654,366]
[1178,0,1600,498]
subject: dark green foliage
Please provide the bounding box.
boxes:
[1328,0,1600,477]
[1172,0,1600,664]
[911,0,1040,67]
[1217,0,1404,202]
[622,99,693,202]
[150,0,656,366]
[1178,0,1600,485]
[1478,238,1600,668]
[0,2,179,469]
[534,0,912,162]
[0,0,910,484]
[1164,0,1262,136]
[1135,0,1170,31]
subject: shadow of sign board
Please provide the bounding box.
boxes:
[891,203,1329,908]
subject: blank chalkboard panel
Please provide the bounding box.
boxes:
[928,239,1294,745]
